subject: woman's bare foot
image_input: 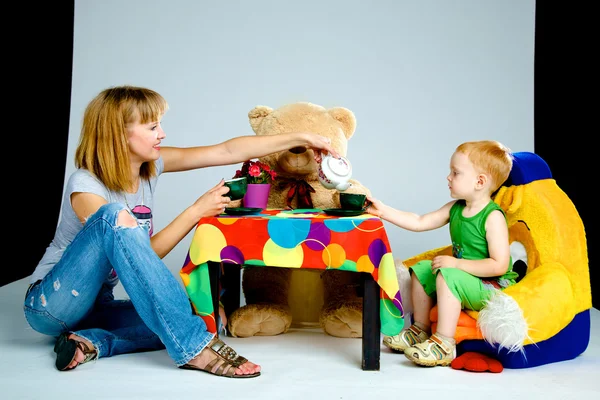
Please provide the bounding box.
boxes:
[186,339,261,376]
[64,334,95,370]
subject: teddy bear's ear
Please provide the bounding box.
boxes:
[248,106,273,134]
[328,107,357,139]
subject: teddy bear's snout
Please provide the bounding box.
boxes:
[289,146,307,155]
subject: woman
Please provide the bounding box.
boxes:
[23,85,337,378]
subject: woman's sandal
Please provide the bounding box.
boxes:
[179,337,260,378]
[54,332,98,371]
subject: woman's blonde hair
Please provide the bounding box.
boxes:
[456,140,513,192]
[74,85,169,192]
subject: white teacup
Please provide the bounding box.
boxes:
[317,153,353,191]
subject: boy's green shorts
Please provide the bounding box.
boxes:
[411,260,496,311]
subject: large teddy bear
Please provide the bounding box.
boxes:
[227,102,371,338]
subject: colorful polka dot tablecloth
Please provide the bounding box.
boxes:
[180,209,405,336]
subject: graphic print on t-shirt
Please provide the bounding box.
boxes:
[132,204,153,236]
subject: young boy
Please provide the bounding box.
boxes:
[366,140,518,367]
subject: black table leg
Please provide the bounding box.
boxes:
[220,263,241,319]
[208,261,221,329]
[212,263,380,370]
[362,272,381,371]
[208,262,242,335]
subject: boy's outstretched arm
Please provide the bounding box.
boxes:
[366,196,455,232]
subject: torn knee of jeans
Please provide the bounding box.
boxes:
[117,209,138,228]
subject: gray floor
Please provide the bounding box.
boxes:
[2,277,599,400]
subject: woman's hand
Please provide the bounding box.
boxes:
[305,134,340,162]
[192,179,231,218]
[365,195,385,218]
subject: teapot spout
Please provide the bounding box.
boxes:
[336,182,352,191]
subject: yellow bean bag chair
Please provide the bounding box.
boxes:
[403,151,591,368]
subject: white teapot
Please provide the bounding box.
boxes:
[317,153,353,191]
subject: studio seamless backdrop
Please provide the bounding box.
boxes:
[63,0,535,282]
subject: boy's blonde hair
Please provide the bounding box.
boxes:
[456,140,513,193]
[74,86,169,192]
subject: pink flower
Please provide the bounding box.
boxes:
[231,159,277,184]
[248,164,262,178]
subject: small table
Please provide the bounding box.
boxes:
[180,208,405,370]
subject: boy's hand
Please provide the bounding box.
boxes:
[431,255,457,272]
[365,196,384,217]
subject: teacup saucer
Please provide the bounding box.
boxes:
[322,208,364,217]
[223,207,263,216]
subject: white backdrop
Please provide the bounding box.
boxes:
[68,0,535,283]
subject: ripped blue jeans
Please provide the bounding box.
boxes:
[23,203,214,366]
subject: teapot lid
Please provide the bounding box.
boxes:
[327,156,351,177]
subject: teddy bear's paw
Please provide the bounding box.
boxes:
[320,303,363,338]
[228,304,292,338]
[227,199,243,208]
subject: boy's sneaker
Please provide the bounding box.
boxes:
[404,333,455,367]
[383,324,429,352]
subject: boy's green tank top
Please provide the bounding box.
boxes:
[449,200,518,287]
